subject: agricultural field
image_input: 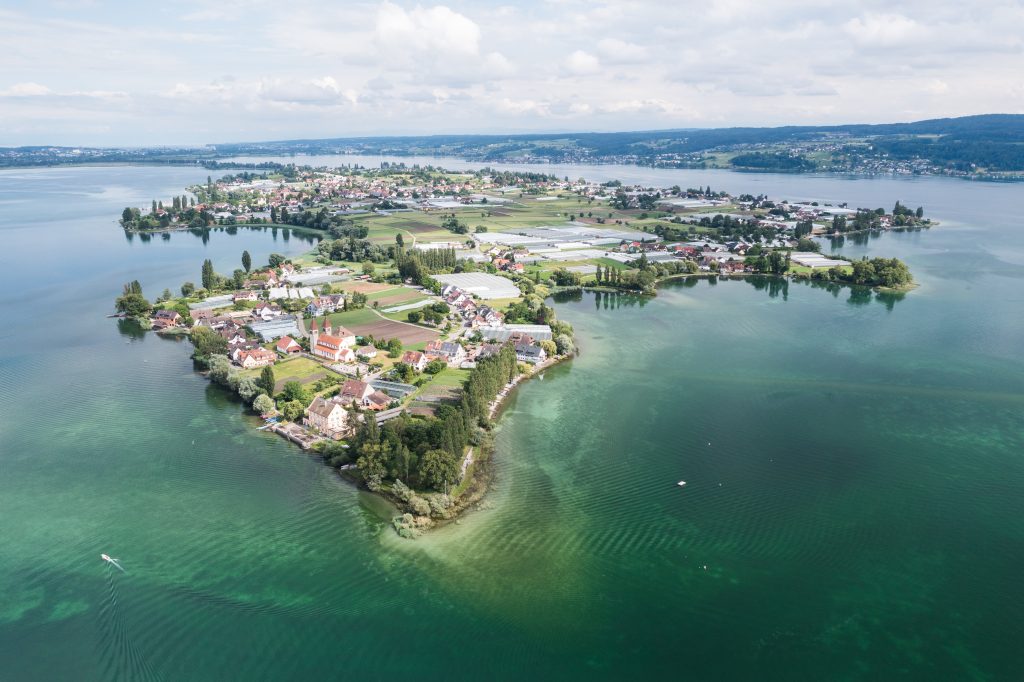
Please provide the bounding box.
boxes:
[324,307,380,328]
[345,316,439,346]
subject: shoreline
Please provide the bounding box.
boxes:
[367,351,575,536]
[6,158,1023,183]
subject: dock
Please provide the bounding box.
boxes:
[269,422,321,449]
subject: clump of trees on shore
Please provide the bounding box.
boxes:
[812,257,913,288]
[114,280,151,317]
[338,345,519,497]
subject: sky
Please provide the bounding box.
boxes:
[1,0,1022,146]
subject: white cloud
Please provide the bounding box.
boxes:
[922,79,950,95]
[375,2,480,56]
[1,82,53,97]
[597,38,649,64]
[564,50,601,75]
[843,13,921,47]
[0,1,1022,145]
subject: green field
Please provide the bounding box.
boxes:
[324,307,380,328]
[239,355,328,389]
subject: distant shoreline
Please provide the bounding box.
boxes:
[3,157,1022,183]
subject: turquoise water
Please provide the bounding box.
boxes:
[1,164,1022,680]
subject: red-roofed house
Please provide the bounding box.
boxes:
[401,350,428,372]
[275,336,301,355]
[236,347,277,369]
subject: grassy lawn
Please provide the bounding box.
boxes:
[430,368,471,387]
[408,367,469,402]
[365,287,426,305]
[595,257,630,270]
[323,307,381,328]
[478,296,523,310]
[239,356,327,385]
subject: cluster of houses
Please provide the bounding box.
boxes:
[490,256,526,274]
[304,379,395,438]
[180,169,570,224]
[441,284,505,329]
[398,326,549,378]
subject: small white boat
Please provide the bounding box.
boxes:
[677,480,687,487]
[100,553,125,572]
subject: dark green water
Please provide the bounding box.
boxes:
[1,165,1022,680]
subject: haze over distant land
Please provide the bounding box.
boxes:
[1,1,1022,146]
[4,115,1022,177]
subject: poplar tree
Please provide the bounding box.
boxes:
[201,259,214,290]
[242,250,252,272]
[259,366,276,396]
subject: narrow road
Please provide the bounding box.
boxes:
[460,448,474,481]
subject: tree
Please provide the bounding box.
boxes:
[121,207,134,225]
[242,250,252,272]
[362,261,375,276]
[349,292,368,308]
[357,442,389,491]
[796,238,821,253]
[280,400,304,422]
[253,393,275,415]
[407,310,422,323]
[207,354,232,385]
[392,362,415,383]
[419,449,459,491]
[425,359,446,374]
[237,377,261,403]
[232,269,246,289]
[555,333,575,355]
[395,233,404,247]
[189,326,228,360]
[268,253,286,268]
[115,291,151,317]
[258,366,276,396]
[180,281,195,297]
[201,259,215,290]
[280,381,307,403]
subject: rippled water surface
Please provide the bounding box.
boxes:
[1,164,1022,680]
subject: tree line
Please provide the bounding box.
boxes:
[340,345,520,496]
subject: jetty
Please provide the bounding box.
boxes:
[269,422,321,449]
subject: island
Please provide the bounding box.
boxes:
[114,164,921,535]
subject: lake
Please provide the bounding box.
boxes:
[1,161,1022,680]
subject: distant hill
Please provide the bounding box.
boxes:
[209,114,1024,175]
[3,115,1023,176]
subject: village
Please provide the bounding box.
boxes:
[122,163,925,287]
[116,166,918,529]
[145,260,564,448]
